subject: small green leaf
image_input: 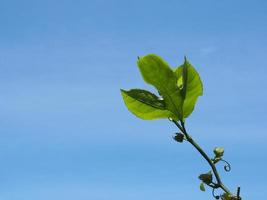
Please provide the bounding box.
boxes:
[198,171,213,185]
[200,182,206,192]
[174,57,203,118]
[137,54,183,119]
[214,147,224,158]
[120,89,175,120]
[173,133,184,143]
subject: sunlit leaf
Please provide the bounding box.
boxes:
[121,89,175,120]
[174,58,203,118]
[137,54,183,119]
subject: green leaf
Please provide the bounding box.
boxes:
[198,171,213,185]
[200,182,206,192]
[120,89,175,120]
[137,54,183,119]
[174,57,203,118]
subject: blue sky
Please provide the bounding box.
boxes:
[0,0,267,199]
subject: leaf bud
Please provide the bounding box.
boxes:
[198,171,213,184]
[173,133,184,143]
[213,147,224,158]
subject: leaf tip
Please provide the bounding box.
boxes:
[120,89,127,95]
[184,55,187,62]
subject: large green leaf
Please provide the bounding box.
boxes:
[137,54,183,119]
[120,89,175,120]
[174,58,203,118]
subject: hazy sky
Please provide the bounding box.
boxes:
[0,0,267,199]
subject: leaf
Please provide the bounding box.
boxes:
[200,182,206,192]
[198,171,213,185]
[120,89,175,120]
[137,54,183,119]
[174,57,203,118]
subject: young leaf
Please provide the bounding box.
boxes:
[174,58,203,118]
[198,171,213,185]
[120,89,176,120]
[200,182,206,192]
[137,54,183,119]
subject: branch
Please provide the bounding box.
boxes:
[171,119,232,195]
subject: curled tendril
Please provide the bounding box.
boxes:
[220,159,231,172]
[212,188,220,199]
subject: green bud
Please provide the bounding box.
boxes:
[221,193,232,200]
[173,133,184,143]
[214,147,224,158]
[198,171,213,184]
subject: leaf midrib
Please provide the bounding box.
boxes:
[124,90,166,110]
[149,56,182,118]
